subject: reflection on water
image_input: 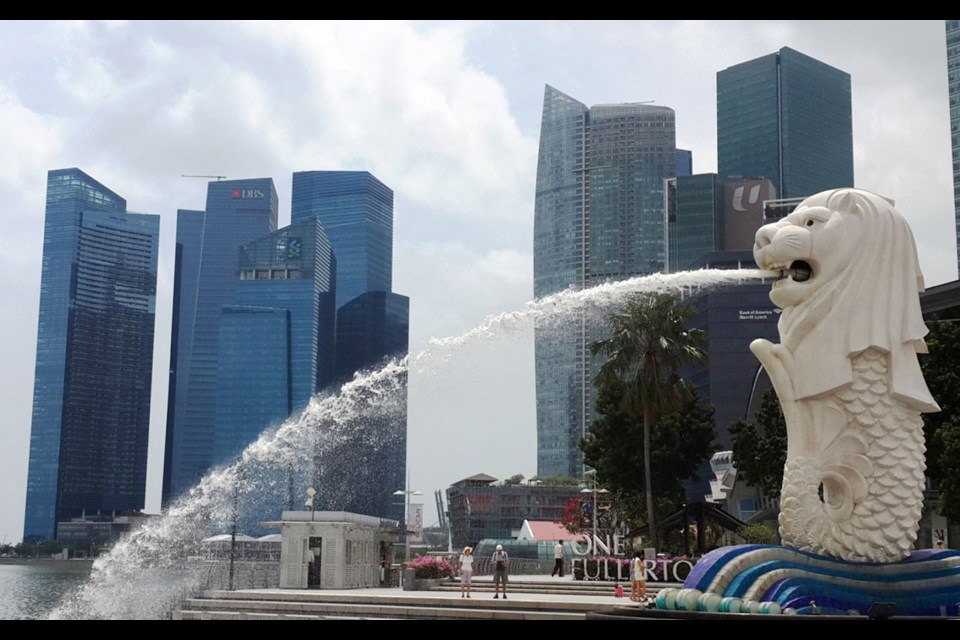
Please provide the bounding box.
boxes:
[0,562,93,620]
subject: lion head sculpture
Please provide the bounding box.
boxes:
[753,188,938,412]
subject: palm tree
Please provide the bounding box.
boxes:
[589,291,706,549]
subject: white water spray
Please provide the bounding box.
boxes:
[49,268,765,619]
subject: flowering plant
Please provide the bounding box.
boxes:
[407,554,455,579]
[558,497,584,533]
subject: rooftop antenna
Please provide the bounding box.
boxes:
[182,174,227,181]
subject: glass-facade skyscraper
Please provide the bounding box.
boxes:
[24,168,160,541]
[291,170,408,523]
[717,47,854,199]
[334,290,409,382]
[667,174,724,273]
[163,179,278,506]
[212,218,336,466]
[533,85,677,478]
[666,175,775,273]
[291,171,393,310]
[947,21,960,272]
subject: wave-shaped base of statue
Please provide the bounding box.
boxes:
[655,545,960,617]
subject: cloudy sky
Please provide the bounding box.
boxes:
[0,20,955,544]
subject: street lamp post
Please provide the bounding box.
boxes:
[393,482,423,565]
[228,464,245,591]
[581,472,609,557]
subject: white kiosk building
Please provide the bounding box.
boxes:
[269,511,399,589]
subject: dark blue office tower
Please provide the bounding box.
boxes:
[312,290,410,521]
[24,169,159,541]
[291,170,408,523]
[291,171,392,310]
[334,291,409,381]
[163,179,278,506]
[717,47,854,199]
[212,218,336,466]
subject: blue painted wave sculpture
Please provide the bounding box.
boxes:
[654,544,960,617]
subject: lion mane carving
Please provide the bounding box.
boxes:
[751,188,939,563]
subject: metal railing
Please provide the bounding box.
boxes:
[201,561,281,590]
[469,557,553,576]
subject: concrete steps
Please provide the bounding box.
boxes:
[435,577,666,598]
[171,579,670,620]
[175,591,601,620]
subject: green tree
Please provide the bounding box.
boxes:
[502,474,525,486]
[587,292,708,548]
[581,377,717,531]
[729,386,788,501]
[920,320,960,485]
[933,417,960,521]
[920,319,960,520]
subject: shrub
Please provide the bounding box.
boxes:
[736,524,778,545]
[407,554,454,579]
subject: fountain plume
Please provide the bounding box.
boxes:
[49,268,761,619]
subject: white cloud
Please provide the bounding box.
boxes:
[0,82,62,195]
[395,240,532,351]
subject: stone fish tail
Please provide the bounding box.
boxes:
[778,348,925,563]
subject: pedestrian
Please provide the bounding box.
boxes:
[458,546,474,598]
[551,540,565,577]
[492,544,509,599]
[630,550,647,602]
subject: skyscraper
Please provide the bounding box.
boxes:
[666,175,776,272]
[24,168,160,541]
[163,179,278,506]
[212,218,337,467]
[947,21,960,272]
[291,171,393,310]
[334,290,409,382]
[533,85,678,478]
[717,46,854,199]
[291,170,409,522]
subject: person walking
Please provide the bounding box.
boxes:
[551,541,565,577]
[458,546,474,598]
[492,544,509,599]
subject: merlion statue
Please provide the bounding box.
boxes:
[750,188,939,563]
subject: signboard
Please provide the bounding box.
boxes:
[409,504,423,544]
[723,178,775,250]
[738,308,780,321]
[231,188,265,199]
[287,237,302,259]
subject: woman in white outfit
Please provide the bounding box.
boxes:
[458,547,474,598]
